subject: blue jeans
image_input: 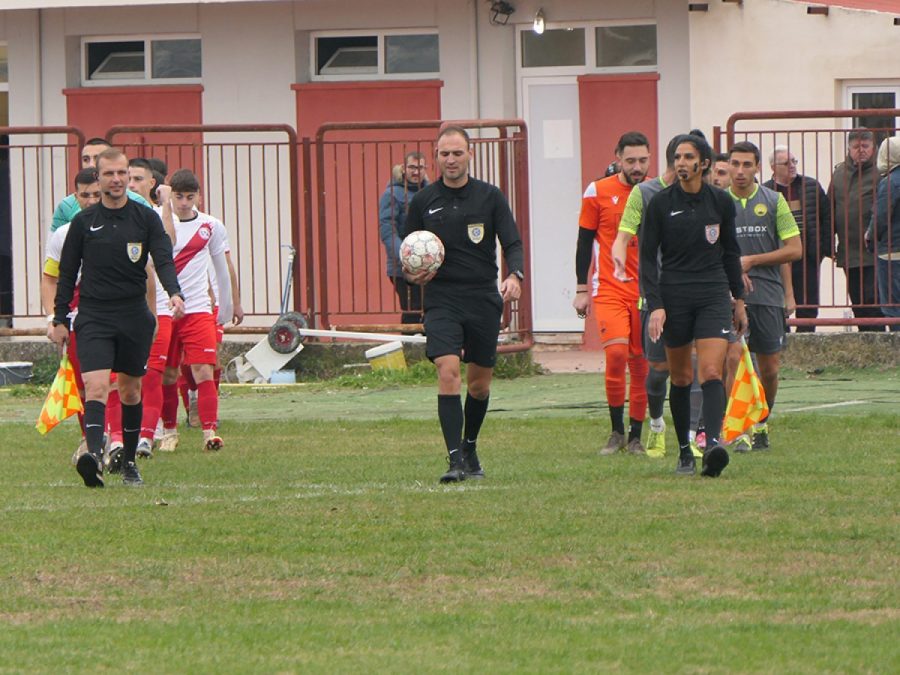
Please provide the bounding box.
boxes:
[876,257,900,330]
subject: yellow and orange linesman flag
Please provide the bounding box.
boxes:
[35,353,84,435]
[722,339,769,442]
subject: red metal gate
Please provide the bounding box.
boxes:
[0,126,86,327]
[312,119,533,351]
[106,124,306,329]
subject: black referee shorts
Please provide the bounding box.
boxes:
[74,304,156,376]
[661,287,733,348]
[424,290,503,367]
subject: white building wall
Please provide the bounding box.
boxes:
[689,0,898,327]
[689,0,899,138]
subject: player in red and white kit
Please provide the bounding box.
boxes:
[157,169,233,452]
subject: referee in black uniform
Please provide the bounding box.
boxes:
[640,134,747,477]
[49,148,184,488]
[404,126,525,483]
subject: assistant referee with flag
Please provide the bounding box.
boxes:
[49,148,184,487]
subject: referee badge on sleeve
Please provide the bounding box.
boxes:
[127,243,143,263]
[705,224,720,244]
[467,223,485,244]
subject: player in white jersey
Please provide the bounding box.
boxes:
[159,169,234,451]
[179,243,244,428]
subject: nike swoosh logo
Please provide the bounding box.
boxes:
[85,424,103,428]
[721,328,731,334]
[428,207,443,215]
[669,210,684,217]
[89,224,104,231]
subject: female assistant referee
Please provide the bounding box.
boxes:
[639,134,747,478]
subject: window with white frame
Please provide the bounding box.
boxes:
[844,82,900,148]
[312,30,439,80]
[82,36,201,85]
[518,21,657,75]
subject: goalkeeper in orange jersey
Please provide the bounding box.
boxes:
[573,132,651,456]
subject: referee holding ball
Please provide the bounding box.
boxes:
[49,148,184,488]
[404,125,525,483]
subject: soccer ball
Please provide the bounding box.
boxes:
[400,230,445,274]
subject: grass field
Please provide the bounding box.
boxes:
[0,367,897,673]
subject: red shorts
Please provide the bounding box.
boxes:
[594,293,643,355]
[168,312,217,367]
[147,315,173,373]
[66,331,84,392]
[213,306,224,344]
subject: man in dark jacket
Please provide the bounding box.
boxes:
[764,146,830,332]
[378,151,428,325]
[829,130,882,331]
[867,136,900,330]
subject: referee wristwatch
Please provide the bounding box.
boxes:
[511,270,525,281]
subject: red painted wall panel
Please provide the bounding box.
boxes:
[577,74,659,350]
[64,85,204,175]
[294,80,442,327]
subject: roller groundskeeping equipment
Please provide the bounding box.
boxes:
[226,246,424,384]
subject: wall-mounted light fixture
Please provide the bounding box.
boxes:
[488,1,515,26]
[533,8,546,34]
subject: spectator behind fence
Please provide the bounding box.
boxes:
[829,129,882,331]
[378,151,428,326]
[764,146,830,332]
[867,136,900,330]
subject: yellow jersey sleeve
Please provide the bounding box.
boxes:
[775,194,801,241]
[618,184,643,236]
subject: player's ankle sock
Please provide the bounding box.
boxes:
[463,392,489,443]
[627,355,649,421]
[121,401,142,464]
[437,394,463,455]
[628,418,643,442]
[689,429,697,442]
[197,380,218,431]
[649,416,665,433]
[679,443,693,461]
[668,383,692,450]
[83,400,106,455]
[106,388,122,441]
[609,405,625,435]
[161,383,179,428]
[178,377,190,411]
[700,379,725,445]
[646,367,669,420]
[140,369,163,439]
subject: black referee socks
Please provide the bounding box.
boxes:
[464,392,489,444]
[700,379,725,445]
[668,383,692,452]
[83,400,106,456]
[121,401,143,464]
[437,394,463,455]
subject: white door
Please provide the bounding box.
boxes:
[522,77,584,332]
